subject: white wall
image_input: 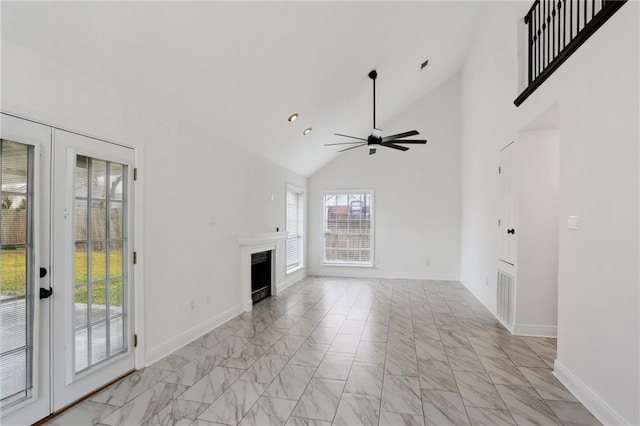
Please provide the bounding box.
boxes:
[308,75,461,280]
[513,129,559,335]
[460,2,639,424]
[1,40,308,365]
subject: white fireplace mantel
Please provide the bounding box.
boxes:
[238,231,289,312]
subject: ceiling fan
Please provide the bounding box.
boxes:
[325,70,427,155]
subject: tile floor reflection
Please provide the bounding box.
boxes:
[44,277,601,426]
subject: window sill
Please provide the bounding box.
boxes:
[286,265,305,275]
[322,262,374,268]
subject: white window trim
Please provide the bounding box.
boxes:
[285,183,304,274]
[322,189,375,267]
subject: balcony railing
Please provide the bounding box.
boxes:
[514,0,627,106]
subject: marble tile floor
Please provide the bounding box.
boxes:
[45,276,601,426]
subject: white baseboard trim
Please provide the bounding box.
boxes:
[308,269,459,281]
[513,323,557,337]
[145,304,243,367]
[554,360,629,426]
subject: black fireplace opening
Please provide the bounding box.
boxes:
[251,250,272,304]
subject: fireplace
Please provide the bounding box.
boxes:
[251,250,271,304]
[238,231,288,312]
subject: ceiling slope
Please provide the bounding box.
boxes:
[1,1,484,176]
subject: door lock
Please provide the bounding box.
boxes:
[40,267,47,278]
[39,287,53,299]
[507,228,515,235]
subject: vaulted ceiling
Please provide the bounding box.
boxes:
[1,1,484,176]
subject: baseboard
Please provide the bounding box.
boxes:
[512,323,557,337]
[308,268,459,281]
[145,304,243,366]
[278,270,306,292]
[553,360,630,426]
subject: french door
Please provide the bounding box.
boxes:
[0,114,136,424]
[51,130,135,411]
[0,114,51,425]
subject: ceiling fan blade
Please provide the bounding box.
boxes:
[385,139,427,144]
[338,143,367,153]
[334,133,368,142]
[324,142,368,146]
[381,143,409,151]
[381,130,419,143]
[369,148,377,155]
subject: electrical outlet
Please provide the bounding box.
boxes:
[425,259,430,266]
[485,277,489,287]
[190,300,195,310]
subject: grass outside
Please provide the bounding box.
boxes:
[1,249,123,306]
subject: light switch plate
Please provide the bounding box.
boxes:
[568,215,579,230]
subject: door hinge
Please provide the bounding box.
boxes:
[498,166,502,174]
[133,168,138,181]
[133,251,137,265]
[134,334,138,348]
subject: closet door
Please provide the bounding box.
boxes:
[51,130,135,410]
[499,142,517,266]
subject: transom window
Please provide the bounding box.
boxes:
[286,185,304,272]
[323,191,373,266]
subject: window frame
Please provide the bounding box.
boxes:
[322,189,375,267]
[285,183,304,274]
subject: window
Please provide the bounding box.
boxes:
[285,185,303,272]
[323,191,373,266]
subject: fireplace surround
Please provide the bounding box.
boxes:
[238,231,288,312]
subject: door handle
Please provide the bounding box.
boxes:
[39,287,53,299]
[507,228,515,235]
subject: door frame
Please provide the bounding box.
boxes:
[0,111,145,415]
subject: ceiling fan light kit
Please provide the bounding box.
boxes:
[325,69,427,155]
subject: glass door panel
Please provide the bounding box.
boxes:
[0,140,34,408]
[73,156,128,374]
[0,114,51,426]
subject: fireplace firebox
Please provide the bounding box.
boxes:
[251,250,271,304]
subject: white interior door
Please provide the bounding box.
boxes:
[499,142,517,265]
[0,114,51,425]
[51,129,135,411]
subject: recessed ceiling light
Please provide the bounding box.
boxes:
[303,127,312,135]
[288,113,299,122]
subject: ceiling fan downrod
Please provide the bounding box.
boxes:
[369,70,377,130]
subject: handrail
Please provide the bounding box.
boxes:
[514,0,627,106]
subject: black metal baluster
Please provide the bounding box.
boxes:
[577,0,580,32]
[535,3,540,77]
[526,13,533,85]
[547,0,551,67]
[552,0,556,60]
[558,0,563,54]
[533,10,537,81]
[542,0,546,68]
[560,0,567,49]
[592,0,595,18]
[538,3,542,77]
[569,0,573,39]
